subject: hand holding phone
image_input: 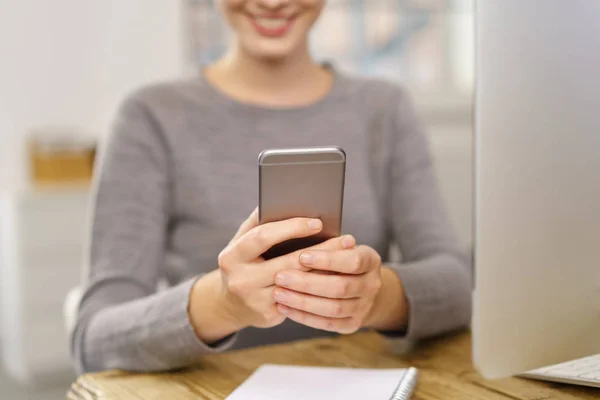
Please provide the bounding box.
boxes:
[212,209,355,331]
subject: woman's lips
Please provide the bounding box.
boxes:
[250,16,296,38]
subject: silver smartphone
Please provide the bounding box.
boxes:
[258,146,346,260]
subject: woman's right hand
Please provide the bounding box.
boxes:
[217,208,350,329]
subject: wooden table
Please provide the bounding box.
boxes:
[68,332,598,399]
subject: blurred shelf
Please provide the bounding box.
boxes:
[0,187,89,384]
[0,183,91,199]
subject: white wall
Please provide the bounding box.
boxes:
[0,0,189,190]
[450,0,475,92]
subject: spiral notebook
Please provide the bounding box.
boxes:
[226,365,418,400]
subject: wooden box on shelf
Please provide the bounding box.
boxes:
[28,131,96,186]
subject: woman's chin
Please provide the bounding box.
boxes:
[242,39,303,62]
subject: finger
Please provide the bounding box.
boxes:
[298,245,376,275]
[231,208,259,243]
[274,270,363,299]
[261,234,356,276]
[273,288,361,318]
[309,234,356,252]
[234,217,323,261]
[276,304,359,334]
[236,235,358,290]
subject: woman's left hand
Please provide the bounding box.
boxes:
[273,237,407,334]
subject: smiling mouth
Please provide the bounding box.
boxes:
[250,15,296,38]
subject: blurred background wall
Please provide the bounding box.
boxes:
[0,1,474,398]
[0,0,189,190]
[0,1,190,397]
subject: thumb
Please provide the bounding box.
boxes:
[262,234,357,276]
[288,234,356,272]
[302,234,356,275]
[308,234,356,252]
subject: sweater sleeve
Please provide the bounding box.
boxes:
[70,94,236,374]
[384,88,472,340]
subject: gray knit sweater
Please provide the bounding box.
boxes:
[71,69,472,374]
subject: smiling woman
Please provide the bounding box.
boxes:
[202,0,334,107]
[70,0,471,374]
[217,0,324,58]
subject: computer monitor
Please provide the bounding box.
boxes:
[473,0,600,379]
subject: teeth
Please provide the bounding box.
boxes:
[255,18,288,29]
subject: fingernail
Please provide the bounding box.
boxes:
[278,304,292,315]
[273,289,288,302]
[300,252,315,265]
[275,273,291,287]
[342,235,356,248]
[307,219,322,230]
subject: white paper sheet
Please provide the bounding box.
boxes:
[226,365,407,400]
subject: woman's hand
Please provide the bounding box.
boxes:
[273,244,409,334]
[217,208,323,330]
[189,209,353,343]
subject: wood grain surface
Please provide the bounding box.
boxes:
[68,332,599,399]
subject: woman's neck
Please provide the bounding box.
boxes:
[204,43,333,108]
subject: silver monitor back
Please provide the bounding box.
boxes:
[473,0,600,379]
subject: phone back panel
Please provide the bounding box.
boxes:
[258,147,346,259]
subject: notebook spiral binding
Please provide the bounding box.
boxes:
[389,367,419,400]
